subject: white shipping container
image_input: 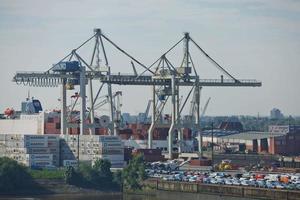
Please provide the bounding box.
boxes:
[46,135,60,141]
[96,136,120,142]
[93,148,124,155]
[24,135,47,141]
[3,147,26,154]
[47,141,59,148]
[26,148,50,154]
[78,154,93,161]
[7,154,27,161]
[25,141,48,148]
[94,154,124,160]
[26,154,53,161]
[4,141,26,148]
[0,135,6,140]
[26,160,53,167]
[63,160,78,167]
[92,160,124,167]
[98,142,124,148]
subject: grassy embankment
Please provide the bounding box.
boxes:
[29,169,65,179]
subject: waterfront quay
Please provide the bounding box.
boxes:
[144,179,300,200]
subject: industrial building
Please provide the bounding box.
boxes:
[270,108,284,119]
[203,125,300,156]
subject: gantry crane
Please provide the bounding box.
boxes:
[12,28,261,159]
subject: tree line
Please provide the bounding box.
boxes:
[0,154,147,193]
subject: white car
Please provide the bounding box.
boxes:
[153,174,162,178]
[241,180,249,186]
[225,179,233,185]
[232,179,241,186]
[210,178,218,184]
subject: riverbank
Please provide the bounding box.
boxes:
[142,179,300,200]
[0,179,122,197]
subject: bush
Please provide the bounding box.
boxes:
[91,159,113,188]
[64,160,119,190]
[0,157,35,192]
[113,170,123,190]
[123,154,147,190]
[64,166,77,184]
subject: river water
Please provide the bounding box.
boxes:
[0,193,255,200]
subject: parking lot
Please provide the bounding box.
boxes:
[146,167,300,190]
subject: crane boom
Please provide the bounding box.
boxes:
[201,97,211,118]
[143,100,152,123]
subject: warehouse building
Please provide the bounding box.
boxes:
[216,125,300,156]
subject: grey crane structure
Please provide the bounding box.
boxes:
[13,28,261,159]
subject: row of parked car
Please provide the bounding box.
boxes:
[146,170,300,190]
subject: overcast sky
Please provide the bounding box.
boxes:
[0,0,299,117]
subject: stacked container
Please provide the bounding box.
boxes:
[60,135,124,168]
[0,134,60,167]
[132,148,164,162]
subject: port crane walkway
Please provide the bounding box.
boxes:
[13,28,261,159]
[14,72,260,87]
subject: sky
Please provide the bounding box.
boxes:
[0,0,299,117]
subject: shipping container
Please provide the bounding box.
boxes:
[94,154,124,161]
[26,154,53,161]
[26,160,53,167]
[52,61,80,72]
[63,160,78,167]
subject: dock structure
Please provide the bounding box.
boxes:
[13,28,261,160]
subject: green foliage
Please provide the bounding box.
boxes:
[64,166,78,184]
[91,159,113,188]
[122,154,147,191]
[78,162,94,185]
[0,157,35,192]
[64,160,119,190]
[113,170,123,189]
[30,169,65,179]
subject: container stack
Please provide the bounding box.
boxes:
[60,135,124,168]
[132,149,164,162]
[0,134,60,167]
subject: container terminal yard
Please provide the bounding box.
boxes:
[1,29,300,197]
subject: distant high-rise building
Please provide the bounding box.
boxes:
[270,108,284,119]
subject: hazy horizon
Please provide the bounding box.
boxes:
[1,0,299,117]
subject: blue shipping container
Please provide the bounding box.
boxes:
[52,61,80,72]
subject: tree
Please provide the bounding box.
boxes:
[64,166,78,185]
[0,157,35,192]
[113,170,123,190]
[122,154,147,190]
[91,159,113,188]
